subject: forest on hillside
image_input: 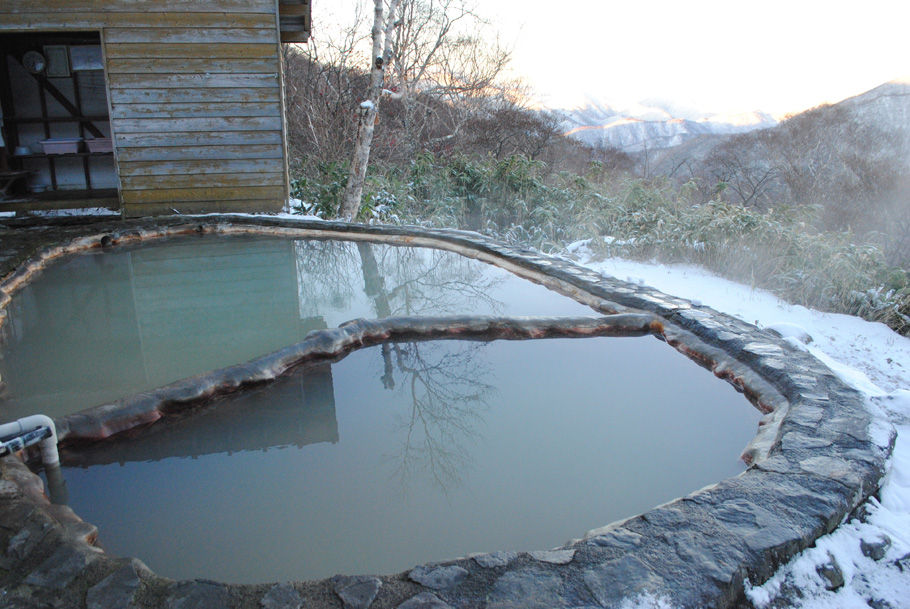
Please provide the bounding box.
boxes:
[281,0,909,335]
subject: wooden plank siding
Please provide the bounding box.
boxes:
[278,1,310,43]
[2,0,277,13]
[110,101,281,119]
[101,43,280,59]
[116,131,284,148]
[109,87,280,104]
[0,0,293,216]
[117,158,286,177]
[106,58,280,74]
[2,13,277,30]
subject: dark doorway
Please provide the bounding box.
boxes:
[1,32,117,206]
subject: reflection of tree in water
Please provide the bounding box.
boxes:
[294,240,361,319]
[384,340,494,493]
[295,239,504,320]
[359,243,504,491]
[295,239,505,491]
[368,243,505,316]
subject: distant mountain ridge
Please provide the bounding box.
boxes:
[557,100,777,152]
[832,80,910,143]
[649,79,910,176]
[638,78,910,266]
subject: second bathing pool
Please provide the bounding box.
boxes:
[62,335,758,582]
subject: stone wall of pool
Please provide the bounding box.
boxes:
[0,215,893,609]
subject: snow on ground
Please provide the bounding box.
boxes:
[27,207,120,217]
[0,207,120,218]
[568,244,910,609]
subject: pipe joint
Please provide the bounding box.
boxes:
[0,415,60,466]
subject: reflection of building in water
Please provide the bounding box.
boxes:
[129,238,309,383]
[63,363,338,468]
[1,237,319,420]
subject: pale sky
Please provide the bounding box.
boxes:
[314,0,910,117]
[485,0,910,116]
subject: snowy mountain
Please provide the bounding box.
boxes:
[557,100,776,152]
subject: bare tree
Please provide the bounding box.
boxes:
[286,0,620,216]
[338,0,402,220]
[702,134,780,208]
[385,0,510,158]
[283,8,369,166]
[465,84,563,160]
[336,0,512,219]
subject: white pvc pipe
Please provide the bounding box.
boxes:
[0,415,59,466]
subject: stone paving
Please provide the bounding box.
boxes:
[0,215,893,608]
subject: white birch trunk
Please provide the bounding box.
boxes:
[338,0,400,220]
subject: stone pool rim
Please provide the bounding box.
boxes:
[0,215,892,609]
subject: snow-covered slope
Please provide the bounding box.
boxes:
[835,79,910,150]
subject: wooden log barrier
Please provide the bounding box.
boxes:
[55,314,663,445]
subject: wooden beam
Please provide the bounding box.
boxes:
[122,171,284,190]
[109,87,280,105]
[0,12,276,30]
[278,0,310,42]
[280,30,310,44]
[106,57,278,75]
[122,198,283,217]
[279,5,310,17]
[113,116,282,133]
[37,75,105,138]
[0,53,20,149]
[110,101,280,120]
[108,73,279,89]
[8,55,108,139]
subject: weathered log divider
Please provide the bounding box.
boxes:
[56,313,662,446]
[0,215,893,609]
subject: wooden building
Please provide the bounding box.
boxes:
[0,0,310,216]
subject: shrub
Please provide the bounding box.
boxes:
[289,160,350,218]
